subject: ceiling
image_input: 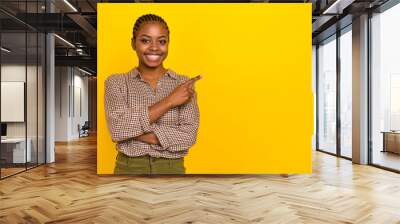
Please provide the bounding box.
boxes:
[311,0,390,44]
[0,0,97,74]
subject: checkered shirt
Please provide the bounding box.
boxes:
[104,68,200,158]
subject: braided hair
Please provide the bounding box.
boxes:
[132,14,169,42]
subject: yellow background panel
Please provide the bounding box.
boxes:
[97,3,313,174]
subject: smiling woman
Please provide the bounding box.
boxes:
[104,14,201,175]
[132,14,169,69]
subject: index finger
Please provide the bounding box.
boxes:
[190,75,202,82]
[184,75,202,86]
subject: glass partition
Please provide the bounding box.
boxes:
[0,1,46,179]
[1,30,28,177]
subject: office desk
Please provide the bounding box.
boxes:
[1,138,31,164]
[381,131,400,154]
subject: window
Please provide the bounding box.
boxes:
[318,35,337,154]
[371,2,400,171]
[339,27,352,158]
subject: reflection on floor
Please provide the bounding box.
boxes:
[340,148,352,158]
[0,163,43,178]
[373,150,400,171]
[0,135,400,223]
[0,167,25,177]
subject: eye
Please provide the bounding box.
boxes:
[159,39,167,45]
[140,38,150,44]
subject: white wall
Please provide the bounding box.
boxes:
[1,65,37,138]
[55,67,89,141]
[1,65,25,135]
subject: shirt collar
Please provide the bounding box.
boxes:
[129,67,178,80]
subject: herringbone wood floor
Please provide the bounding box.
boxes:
[1,135,400,224]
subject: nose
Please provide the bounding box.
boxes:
[149,41,159,51]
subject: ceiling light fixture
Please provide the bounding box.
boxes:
[1,47,11,53]
[322,0,354,15]
[63,0,78,12]
[54,34,75,48]
[77,67,93,76]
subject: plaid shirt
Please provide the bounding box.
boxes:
[104,68,200,158]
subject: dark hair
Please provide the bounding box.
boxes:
[132,14,169,41]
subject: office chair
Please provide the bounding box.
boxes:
[79,121,90,138]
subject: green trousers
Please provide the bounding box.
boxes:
[114,152,185,175]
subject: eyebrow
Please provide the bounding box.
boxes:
[139,34,167,39]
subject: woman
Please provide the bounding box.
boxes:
[104,14,201,174]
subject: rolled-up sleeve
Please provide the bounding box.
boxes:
[104,75,152,142]
[151,92,200,152]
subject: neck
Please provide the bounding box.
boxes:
[137,64,166,80]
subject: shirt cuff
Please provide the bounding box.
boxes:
[152,124,170,149]
[140,106,152,133]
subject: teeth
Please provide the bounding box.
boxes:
[145,55,161,61]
